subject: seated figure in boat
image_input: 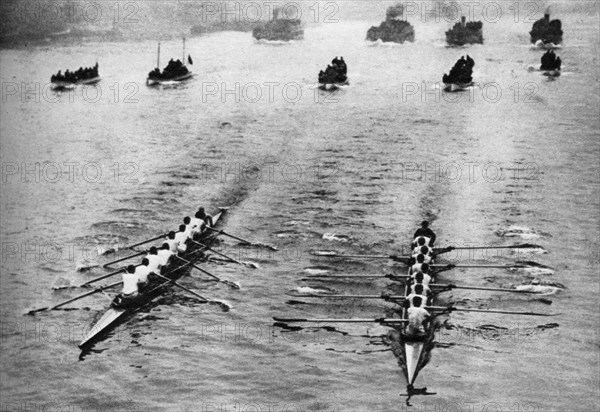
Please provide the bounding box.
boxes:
[146,246,162,273]
[112,265,140,308]
[197,207,213,228]
[135,258,152,290]
[157,243,175,267]
[413,221,436,246]
[411,271,432,287]
[404,296,431,339]
[166,231,179,253]
[174,224,190,253]
[405,284,431,308]
[540,50,561,71]
[409,254,429,275]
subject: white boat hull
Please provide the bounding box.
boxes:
[146,72,193,86]
[79,308,126,347]
[443,81,474,92]
[405,341,425,385]
[52,76,101,89]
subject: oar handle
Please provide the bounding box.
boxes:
[47,281,122,311]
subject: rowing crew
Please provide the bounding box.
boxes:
[112,207,213,307]
[402,221,450,338]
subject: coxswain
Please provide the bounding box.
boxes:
[174,224,189,253]
[135,258,151,290]
[197,207,213,228]
[166,231,179,253]
[413,221,436,246]
[113,265,139,306]
[190,211,206,236]
[146,246,162,272]
[411,271,432,287]
[405,296,430,337]
[157,243,174,266]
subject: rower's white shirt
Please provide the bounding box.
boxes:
[407,306,430,334]
[406,293,428,307]
[135,265,151,283]
[166,238,179,253]
[412,236,431,249]
[412,253,432,264]
[190,218,205,234]
[410,284,431,295]
[157,249,174,266]
[174,232,188,252]
[122,272,139,295]
[411,273,432,286]
[146,254,162,272]
[410,263,424,275]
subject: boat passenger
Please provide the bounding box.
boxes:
[411,236,431,250]
[409,254,427,275]
[405,296,430,337]
[157,243,174,266]
[174,224,189,253]
[414,221,436,246]
[146,246,162,272]
[135,258,152,289]
[166,231,179,253]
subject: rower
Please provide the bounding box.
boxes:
[157,243,174,266]
[415,245,434,257]
[197,207,213,228]
[174,224,189,253]
[135,258,152,290]
[405,296,430,337]
[113,265,139,307]
[410,282,431,297]
[183,216,194,237]
[412,251,432,265]
[166,231,178,253]
[146,246,162,272]
[413,221,436,246]
[406,284,431,307]
[411,271,432,287]
[411,236,431,250]
[409,255,428,275]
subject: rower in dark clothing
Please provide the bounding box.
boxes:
[413,221,436,246]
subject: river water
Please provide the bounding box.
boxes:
[1,5,599,412]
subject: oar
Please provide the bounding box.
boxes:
[286,291,405,299]
[151,272,230,311]
[310,251,411,263]
[101,233,169,255]
[27,281,122,315]
[173,256,240,289]
[205,227,278,250]
[445,243,544,250]
[432,261,552,269]
[102,251,146,268]
[430,284,539,294]
[189,240,258,268]
[273,316,407,323]
[53,266,135,290]
[427,305,559,316]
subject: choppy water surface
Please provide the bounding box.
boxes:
[1,8,599,412]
